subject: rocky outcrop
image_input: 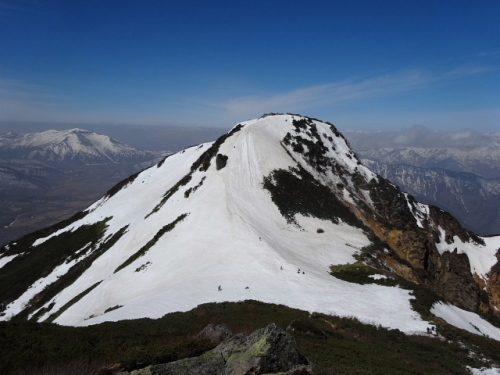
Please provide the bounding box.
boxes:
[216,154,228,170]
[279,115,494,316]
[129,323,311,375]
[355,177,487,313]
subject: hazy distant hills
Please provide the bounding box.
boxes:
[363,160,500,236]
[0,159,61,191]
[0,129,168,247]
[359,147,500,179]
[347,143,500,236]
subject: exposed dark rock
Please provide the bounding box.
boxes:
[426,247,482,312]
[358,177,488,313]
[216,154,229,170]
[196,323,234,344]
[141,323,311,375]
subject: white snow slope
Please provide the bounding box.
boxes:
[1,115,499,342]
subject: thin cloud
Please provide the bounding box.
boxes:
[0,0,36,17]
[1,63,498,128]
[223,69,430,117]
[219,66,497,119]
[444,65,499,77]
[0,78,54,100]
[344,125,500,151]
[478,51,500,58]
[0,78,69,122]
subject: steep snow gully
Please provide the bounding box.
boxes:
[1,114,500,342]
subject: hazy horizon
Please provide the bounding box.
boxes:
[1,1,499,132]
[1,119,498,153]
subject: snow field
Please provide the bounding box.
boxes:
[49,116,428,333]
[4,115,500,342]
[432,302,500,341]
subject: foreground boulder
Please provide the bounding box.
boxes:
[130,323,311,375]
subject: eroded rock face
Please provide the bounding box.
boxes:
[356,179,486,313]
[145,323,311,375]
[326,153,490,314]
[277,115,494,316]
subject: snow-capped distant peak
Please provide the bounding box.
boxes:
[0,128,159,163]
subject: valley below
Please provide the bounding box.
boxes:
[0,164,132,247]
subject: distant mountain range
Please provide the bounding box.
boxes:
[352,146,500,236]
[0,128,168,247]
[358,147,500,179]
[362,160,500,236]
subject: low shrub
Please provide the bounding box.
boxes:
[1,300,498,375]
[114,213,188,273]
[263,166,366,229]
[1,218,113,315]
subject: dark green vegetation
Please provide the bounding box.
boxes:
[1,210,88,257]
[0,218,126,318]
[46,281,102,323]
[31,225,128,321]
[263,166,365,228]
[330,262,442,320]
[22,224,126,321]
[330,263,399,287]
[104,305,123,313]
[103,169,143,199]
[1,300,499,375]
[114,213,188,273]
[258,113,342,139]
[156,153,172,168]
[146,174,192,217]
[184,176,206,198]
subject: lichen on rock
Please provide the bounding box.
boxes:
[145,323,311,375]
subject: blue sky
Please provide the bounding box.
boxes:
[1,0,499,132]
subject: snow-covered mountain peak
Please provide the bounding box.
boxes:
[1,114,500,342]
[0,128,158,163]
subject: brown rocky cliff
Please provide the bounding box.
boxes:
[345,172,490,314]
[283,115,497,317]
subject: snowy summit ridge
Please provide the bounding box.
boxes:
[1,114,500,342]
